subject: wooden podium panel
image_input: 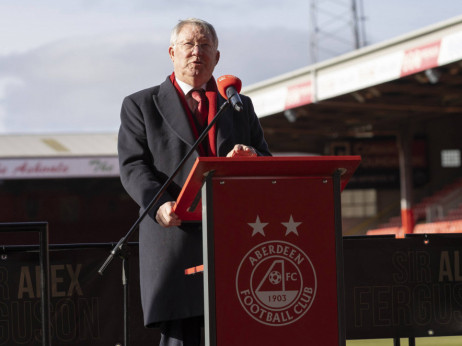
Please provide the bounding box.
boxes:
[204,176,341,345]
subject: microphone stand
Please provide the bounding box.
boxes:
[98,99,232,346]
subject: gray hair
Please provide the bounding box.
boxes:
[170,18,219,48]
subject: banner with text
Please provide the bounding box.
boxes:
[344,234,462,339]
[0,245,157,345]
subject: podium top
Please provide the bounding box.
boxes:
[174,155,361,221]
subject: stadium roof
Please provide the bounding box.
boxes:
[0,133,119,179]
[0,133,117,158]
[243,14,462,152]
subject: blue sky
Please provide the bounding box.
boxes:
[1,0,462,134]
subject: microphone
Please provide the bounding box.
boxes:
[217,75,244,112]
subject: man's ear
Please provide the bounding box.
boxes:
[169,46,175,62]
[215,50,220,66]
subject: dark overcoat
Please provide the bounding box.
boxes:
[118,76,271,327]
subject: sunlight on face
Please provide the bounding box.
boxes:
[169,24,220,87]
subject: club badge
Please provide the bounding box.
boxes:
[236,240,317,326]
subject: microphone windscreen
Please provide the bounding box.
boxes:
[217,75,242,99]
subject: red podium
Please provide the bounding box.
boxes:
[174,156,361,346]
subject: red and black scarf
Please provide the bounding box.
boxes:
[169,73,218,157]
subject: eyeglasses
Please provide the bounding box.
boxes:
[176,42,214,52]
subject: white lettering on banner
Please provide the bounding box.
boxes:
[236,240,317,326]
[285,81,312,109]
[400,41,441,77]
[0,157,119,179]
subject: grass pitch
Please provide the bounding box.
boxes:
[347,336,462,345]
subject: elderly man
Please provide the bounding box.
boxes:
[118,18,271,346]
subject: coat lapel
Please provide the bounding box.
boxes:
[152,78,196,147]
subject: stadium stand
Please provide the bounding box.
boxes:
[367,177,462,237]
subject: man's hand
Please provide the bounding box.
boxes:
[226,144,257,158]
[156,201,182,228]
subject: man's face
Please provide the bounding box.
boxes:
[169,24,220,87]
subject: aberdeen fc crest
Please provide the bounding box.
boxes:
[235,215,317,326]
